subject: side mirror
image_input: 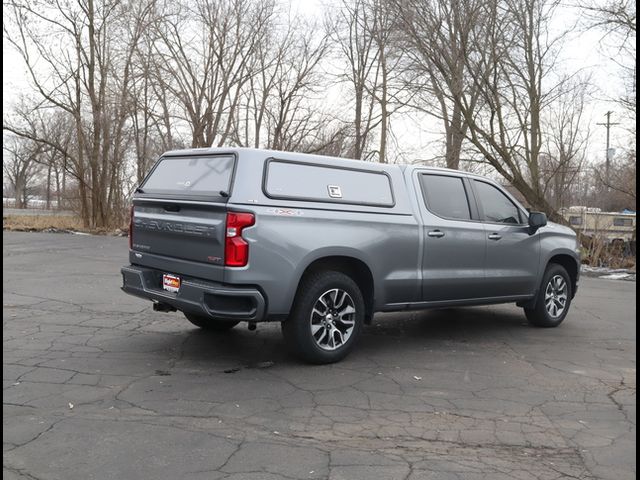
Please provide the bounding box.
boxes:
[528,211,547,234]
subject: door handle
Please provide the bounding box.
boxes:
[488,233,502,240]
[428,230,445,238]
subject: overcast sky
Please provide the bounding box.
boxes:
[3,0,634,167]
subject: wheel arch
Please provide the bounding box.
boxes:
[519,251,580,310]
[547,253,579,298]
[294,254,375,324]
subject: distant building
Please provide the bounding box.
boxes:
[560,206,636,242]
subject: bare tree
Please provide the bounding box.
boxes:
[235,21,286,148]
[4,0,158,227]
[394,0,483,169]
[129,7,175,184]
[234,16,330,151]
[152,0,275,148]
[329,0,382,160]
[579,0,636,43]
[540,79,591,210]
[329,0,409,163]
[3,135,44,208]
[580,0,635,216]
[3,0,617,231]
[594,154,637,209]
[580,0,636,115]
[266,32,330,151]
[435,0,582,221]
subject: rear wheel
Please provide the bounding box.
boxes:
[282,271,364,364]
[524,264,572,328]
[184,313,240,331]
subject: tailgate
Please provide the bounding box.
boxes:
[129,154,235,282]
[132,201,227,269]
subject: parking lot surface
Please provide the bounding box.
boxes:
[3,231,636,480]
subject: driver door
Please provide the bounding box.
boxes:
[470,180,540,297]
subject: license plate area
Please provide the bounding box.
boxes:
[162,274,181,293]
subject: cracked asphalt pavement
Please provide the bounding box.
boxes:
[3,231,636,480]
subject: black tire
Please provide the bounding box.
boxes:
[524,263,573,328]
[184,313,240,331]
[282,271,365,364]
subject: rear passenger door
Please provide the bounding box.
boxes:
[417,173,487,302]
[470,180,540,297]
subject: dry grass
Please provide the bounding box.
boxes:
[581,235,636,269]
[3,214,127,235]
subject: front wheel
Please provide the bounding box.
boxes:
[282,271,365,364]
[524,264,572,328]
[184,313,240,331]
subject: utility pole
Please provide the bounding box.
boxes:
[596,111,620,185]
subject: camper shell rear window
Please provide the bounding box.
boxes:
[140,154,235,199]
[263,159,395,207]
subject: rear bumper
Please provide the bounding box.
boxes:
[121,265,266,321]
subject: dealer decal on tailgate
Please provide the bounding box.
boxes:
[162,274,180,293]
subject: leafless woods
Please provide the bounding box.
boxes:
[3,0,636,228]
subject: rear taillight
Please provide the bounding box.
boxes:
[128,205,134,250]
[225,212,255,267]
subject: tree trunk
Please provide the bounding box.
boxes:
[379,45,388,164]
[46,162,52,209]
[54,165,62,210]
[354,86,364,159]
[445,104,464,170]
[14,180,25,209]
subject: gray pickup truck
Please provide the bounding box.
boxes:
[121,147,580,363]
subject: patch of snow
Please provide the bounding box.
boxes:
[581,266,632,274]
[581,265,636,281]
[599,273,633,280]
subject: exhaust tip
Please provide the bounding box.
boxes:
[153,302,177,313]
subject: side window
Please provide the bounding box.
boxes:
[420,174,471,220]
[264,160,394,207]
[613,217,633,227]
[473,181,522,224]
